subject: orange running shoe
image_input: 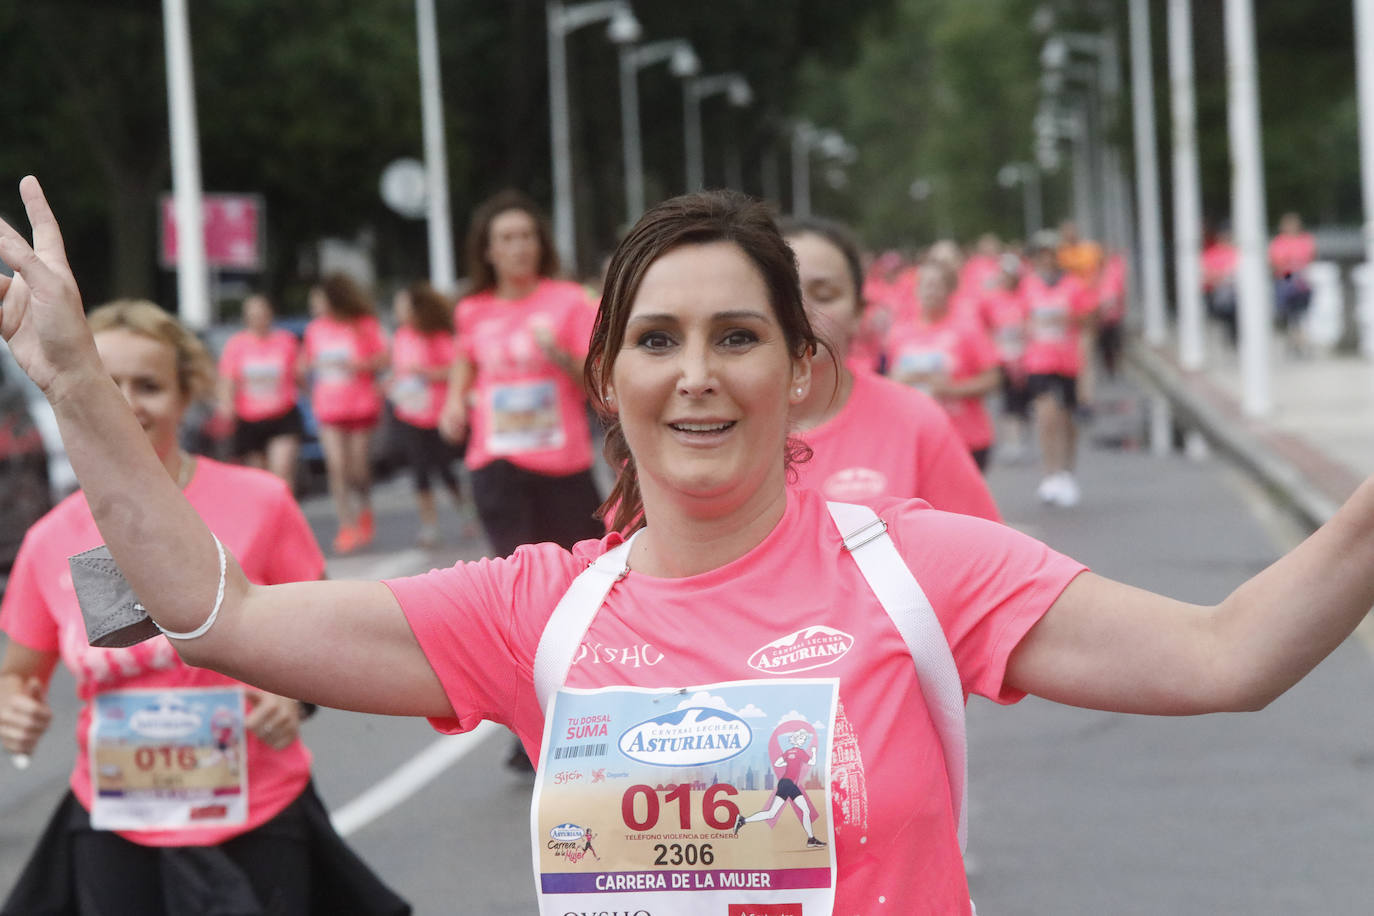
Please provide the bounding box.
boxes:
[357,508,376,544]
[333,524,365,554]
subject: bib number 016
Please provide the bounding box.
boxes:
[621,783,740,832]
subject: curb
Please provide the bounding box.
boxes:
[1125,340,1341,532]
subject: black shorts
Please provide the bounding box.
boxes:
[232,405,304,457]
[775,777,803,801]
[1026,373,1078,411]
[999,369,1031,419]
[469,460,605,557]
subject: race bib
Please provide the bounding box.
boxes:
[487,380,565,456]
[532,679,838,916]
[89,687,248,832]
[894,349,949,394]
[241,359,283,406]
[316,342,354,384]
[1030,305,1069,341]
[390,374,431,416]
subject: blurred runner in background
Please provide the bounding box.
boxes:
[302,274,388,555]
[388,281,465,549]
[216,293,302,489]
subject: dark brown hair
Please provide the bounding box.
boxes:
[405,281,454,334]
[316,272,375,319]
[585,190,820,534]
[463,190,559,293]
[779,215,866,315]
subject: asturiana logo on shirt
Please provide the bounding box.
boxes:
[748,626,854,675]
[619,707,751,767]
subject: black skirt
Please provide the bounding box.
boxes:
[1,781,409,916]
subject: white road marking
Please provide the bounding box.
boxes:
[331,721,501,837]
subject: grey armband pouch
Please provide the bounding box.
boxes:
[68,545,161,648]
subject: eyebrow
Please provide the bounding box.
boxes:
[627,309,772,326]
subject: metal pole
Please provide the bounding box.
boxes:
[162,0,209,329]
[546,1,575,269]
[1129,0,1168,347]
[1225,0,1272,416]
[1169,0,1206,370]
[791,126,811,219]
[1356,0,1374,276]
[684,83,703,191]
[619,45,645,223]
[416,0,456,292]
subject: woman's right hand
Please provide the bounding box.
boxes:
[0,676,52,757]
[0,176,103,400]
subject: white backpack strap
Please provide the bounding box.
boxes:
[827,501,969,853]
[532,535,637,716]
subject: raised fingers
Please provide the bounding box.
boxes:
[18,176,72,273]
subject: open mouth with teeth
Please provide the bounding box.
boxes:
[670,421,736,433]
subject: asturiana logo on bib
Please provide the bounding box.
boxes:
[129,696,203,740]
[619,707,751,767]
[748,626,854,674]
[549,823,586,843]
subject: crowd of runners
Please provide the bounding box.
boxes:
[1,171,1359,916]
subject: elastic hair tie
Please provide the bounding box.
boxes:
[147,532,227,641]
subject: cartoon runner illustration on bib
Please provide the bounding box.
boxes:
[734,722,827,848]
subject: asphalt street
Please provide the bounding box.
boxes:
[3,368,1373,913]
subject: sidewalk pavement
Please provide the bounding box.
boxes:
[1127,333,1374,530]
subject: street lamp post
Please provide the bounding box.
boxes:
[415,0,456,293]
[998,162,1043,240]
[619,39,698,223]
[1224,0,1273,417]
[162,0,209,330]
[684,73,752,191]
[546,0,639,270]
[1168,0,1206,370]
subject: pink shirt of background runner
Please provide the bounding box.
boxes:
[1018,271,1097,376]
[0,459,324,847]
[390,325,456,429]
[302,314,387,425]
[218,327,300,422]
[791,370,1000,520]
[385,487,1084,913]
[884,312,1000,452]
[455,278,596,475]
[1268,232,1315,278]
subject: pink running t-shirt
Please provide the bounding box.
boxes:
[1201,242,1237,292]
[884,313,1000,452]
[218,328,300,422]
[980,287,1029,373]
[792,369,1001,521]
[1268,232,1315,278]
[387,487,1085,913]
[1019,271,1097,377]
[0,459,324,847]
[302,314,387,425]
[455,279,596,475]
[390,325,456,429]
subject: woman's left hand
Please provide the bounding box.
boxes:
[245,689,304,751]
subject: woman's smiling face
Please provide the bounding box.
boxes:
[609,241,810,512]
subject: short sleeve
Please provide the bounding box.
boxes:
[909,394,1002,522]
[557,291,597,360]
[964,323,1000,373]
[454,300,478,362]
[383,543,579,734]
[217,335,240,380]
[261,485,326,586]
[885,503,1084,703]
[360,317,388,358]
[0,528,61,653]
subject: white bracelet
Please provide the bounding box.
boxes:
[145,533,228,641]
